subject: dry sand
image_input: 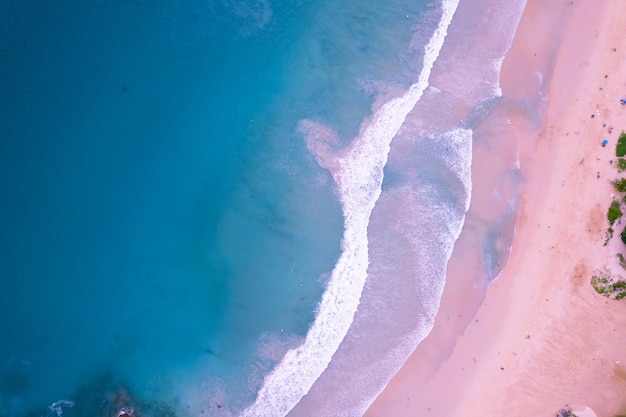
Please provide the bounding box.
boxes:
[366,0,626,416]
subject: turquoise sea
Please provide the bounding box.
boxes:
[0,0,532,416]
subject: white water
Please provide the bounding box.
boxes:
[293,126,474,417]
[240,1,461,416]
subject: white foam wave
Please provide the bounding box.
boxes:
[274,134,473,416]
[492,56,505,97]
[425,0,527,110]
[337,127,473,416]
[240,1,461,416]
[442,128,473,208]
[48,399,74,417]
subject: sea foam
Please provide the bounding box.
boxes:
[285,126,473,417]
[240,1,461,416]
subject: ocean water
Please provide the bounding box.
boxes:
[0,0,531,416]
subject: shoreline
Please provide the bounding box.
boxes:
[366,0,626,416]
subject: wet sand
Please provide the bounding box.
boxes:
[366,0,626,416]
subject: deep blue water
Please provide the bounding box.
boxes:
[0,0,336,414]
[0,0,425,415]
[0,0,530,415]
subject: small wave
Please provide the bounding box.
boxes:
[48,399,74,417]
[239,1,462,416]
[427,0,527,110]
[285,127,473,417]
[226,0,273,36]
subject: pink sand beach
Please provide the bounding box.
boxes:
[366,0,626,416]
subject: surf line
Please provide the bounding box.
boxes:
[240,1,461,416]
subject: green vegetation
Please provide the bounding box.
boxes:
[617,131,626,157]
[608,200,623,225]
[594,132,626,299]
[591,268,626,299]
[606,227,615,246]
[615,178,626,193]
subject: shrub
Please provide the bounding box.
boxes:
[606,227,615,246]
[619,158,626,172]
[616,178,626,193]
[610,280,626,291]
[591,268,626,299]
[608,200,623,225]
[617,131,626,157]
[622,227,626,245]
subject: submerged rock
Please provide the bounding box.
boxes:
[24,372,179,417]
